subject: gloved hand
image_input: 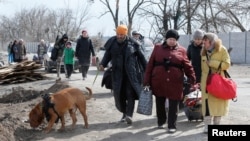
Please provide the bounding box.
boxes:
[190,83,200,91]
[187,77,195,85]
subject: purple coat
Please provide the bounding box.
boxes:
[143,43,196,100]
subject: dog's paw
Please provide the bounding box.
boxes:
[84,125,89,129]
[43,129,50,134]
[43,127,53,134]
[58,128,65,132]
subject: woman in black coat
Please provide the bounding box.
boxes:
[75,30,96,80]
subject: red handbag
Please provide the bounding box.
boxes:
[206,69,237,100]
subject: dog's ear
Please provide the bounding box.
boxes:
[29,106,44,128]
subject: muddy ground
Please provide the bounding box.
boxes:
[0,80,72,141]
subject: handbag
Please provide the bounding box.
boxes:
[101,67,112,90]
[206,63,237,101]
[137,86,153,115]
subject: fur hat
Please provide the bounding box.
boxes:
[203,32,218,43]
[116,25,128,35]
[165,29,179,40]
[193,29,204,39]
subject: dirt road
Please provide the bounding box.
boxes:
[0,64,250,141]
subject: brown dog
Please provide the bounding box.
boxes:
[29,87,92,133]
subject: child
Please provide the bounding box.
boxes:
[187,29,204,83]
[63,41,75,79]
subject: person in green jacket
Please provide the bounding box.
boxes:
[63,41,75,79]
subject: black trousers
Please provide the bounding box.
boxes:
[120,75,137,117]
[155,96,179,129]
[65,64,73,77]
[80,65,90,78]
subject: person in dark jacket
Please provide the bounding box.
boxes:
[52,34,68,81]
[15,39,26,63]
[37,39,47,64]
[132,31,144,43]
[7,41,13,64]
[143,29,196,133]
[11,40,18,62]
[75,30,96,80]
[187,29,204,83]
[99,25,147,125]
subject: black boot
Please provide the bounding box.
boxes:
[120,114,126,122]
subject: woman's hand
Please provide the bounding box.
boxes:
[99,65,104,71]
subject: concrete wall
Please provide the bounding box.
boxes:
[1,31,250,64]
[178,31,250,64]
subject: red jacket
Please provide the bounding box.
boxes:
[143,43,196,100]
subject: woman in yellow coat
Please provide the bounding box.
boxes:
[200,32,231,133]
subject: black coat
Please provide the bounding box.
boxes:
[187,41,202,83]
[75,36,96,66]
[100,36,147,112]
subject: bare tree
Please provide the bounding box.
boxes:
[217,0,250,32]
[0,1,91,43]
[126,0,150,35]
[98,0,150,35]
[99,0,120,29]
[184,0,203,34]
[139,0,186,37]
[199,0,250,33]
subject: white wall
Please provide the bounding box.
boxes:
[178,31,250,64]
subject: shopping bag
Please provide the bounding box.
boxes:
[137,86,153,115]
[206,70,237,100]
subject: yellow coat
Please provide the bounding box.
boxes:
[200,39,231,116]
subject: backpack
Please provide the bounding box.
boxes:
[51,47,58,61]
[50,35,61,61]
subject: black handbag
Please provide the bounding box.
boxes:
[137,86,153,115]
[101,67,112,90]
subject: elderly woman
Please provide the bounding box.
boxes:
[201,32,231,133]
[143,29,196,133]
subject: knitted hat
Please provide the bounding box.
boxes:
[82,30,87,33]
[193,29,204,39]
[165,29,179,40]
[62,34,68,39]
[66,41,72,45]
[132,31,140,35]
[116,25,128,35]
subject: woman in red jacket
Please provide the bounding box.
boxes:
[143,29,196,133]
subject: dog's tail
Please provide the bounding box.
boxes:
[85,87,92,100]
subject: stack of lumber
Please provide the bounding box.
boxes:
[0,60,45,84]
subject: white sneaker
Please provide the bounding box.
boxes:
[168,128,176,133]
[203,125,208,133]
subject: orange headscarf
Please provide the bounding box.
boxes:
[116,25,128,35]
